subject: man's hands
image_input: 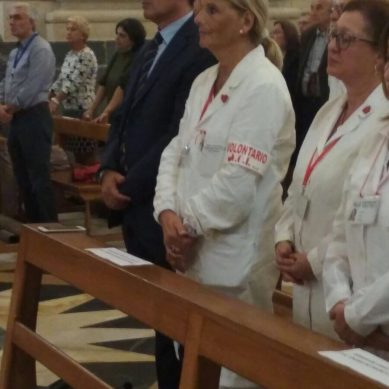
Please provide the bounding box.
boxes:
[159,210,197,272]
[101,170,131,210]
[275,241,315,284]
[330,302,365,346]
[0,104,13,124]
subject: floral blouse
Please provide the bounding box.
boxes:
[51,46,97,111]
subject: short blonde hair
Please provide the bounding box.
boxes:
[67,15,90,40]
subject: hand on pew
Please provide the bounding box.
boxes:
[101,170,131,210]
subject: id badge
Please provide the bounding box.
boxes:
[296,193,310,220]
[349,195,380,225]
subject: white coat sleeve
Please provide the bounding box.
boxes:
[153,99,191,220]
[323,186,353,313]
[344,273,389,336]
[275,177,296,244]
[182,84,294,235]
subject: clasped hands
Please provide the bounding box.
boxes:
[330,302,365,346]
[275,241,315,284]
[159,210,197,272]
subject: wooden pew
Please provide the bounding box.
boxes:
[51,117,110,234]
[0,225,386,389]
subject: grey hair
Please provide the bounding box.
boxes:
[10,2,38,21]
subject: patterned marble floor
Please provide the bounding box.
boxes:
[0,217,159,388]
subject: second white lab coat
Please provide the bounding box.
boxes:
[275,85,388,339]
[323,119,389,359]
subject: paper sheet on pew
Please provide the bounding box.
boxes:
[319,348,389,386]
[86,248,153,266]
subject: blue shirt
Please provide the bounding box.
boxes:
[0,33,56,109]
[148,11,193,75]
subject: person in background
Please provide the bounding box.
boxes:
[154,0,294,387]
[294,0,332,159]
[99,0,215,387]
[323,21,389,358]
[50,15,97,118]
[328,0,350,99]
[50,15,98,164]
[83,18,146,123]
[275,0,389,340]
[271,20,300,105]
[0,2,57,222]
[298,13,313,35]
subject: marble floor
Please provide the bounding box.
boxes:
[0,213,159,389]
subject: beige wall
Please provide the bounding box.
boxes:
[0,0,310,42]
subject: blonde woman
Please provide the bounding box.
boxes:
[154,0,295,387]
[50,16,97,117]
[50,16,98,164]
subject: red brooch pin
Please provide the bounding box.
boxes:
[221,94,229,103]
[362,105,371,114]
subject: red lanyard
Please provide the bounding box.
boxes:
[199,82,215,122]
[303,138,340,187]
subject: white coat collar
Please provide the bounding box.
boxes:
[316,84,387,153]
[198,46,265,125]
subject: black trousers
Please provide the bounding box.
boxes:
[122,221,182,389]
[7,103,57,222]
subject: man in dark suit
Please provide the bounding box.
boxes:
[294,0,332,156]
[99,0,214,387]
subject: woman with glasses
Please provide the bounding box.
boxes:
[322,22,389,356]
[275,0,389,340]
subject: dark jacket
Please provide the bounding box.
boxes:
[101,16,215,265]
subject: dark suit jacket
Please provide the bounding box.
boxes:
[101,16,215,265]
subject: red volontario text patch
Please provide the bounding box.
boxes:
[226,142,268,174]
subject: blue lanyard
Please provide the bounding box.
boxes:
[13,33,38,70]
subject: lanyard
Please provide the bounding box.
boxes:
[13,33,38,70]
[199,82,215,122]
[303,137,340,187]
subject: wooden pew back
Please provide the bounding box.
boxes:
[0,226,385,389]
[51,117,110,234]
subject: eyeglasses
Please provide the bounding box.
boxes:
[328,28,375,51]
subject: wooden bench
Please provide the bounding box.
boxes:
[0,225,386,389]
[51,116,110,235]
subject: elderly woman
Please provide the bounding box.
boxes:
[50,16,97,164]
[83,18,146,123]
[275,0,389,340]
[322,22,389,357]
[154,0,295,387]
[50,16,97,117]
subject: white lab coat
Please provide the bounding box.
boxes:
[323,118,389,359]
[275,85,387,340]
[154,46,295,387]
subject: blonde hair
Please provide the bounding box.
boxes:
[227,0,281,66]
[67,15,90,40]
